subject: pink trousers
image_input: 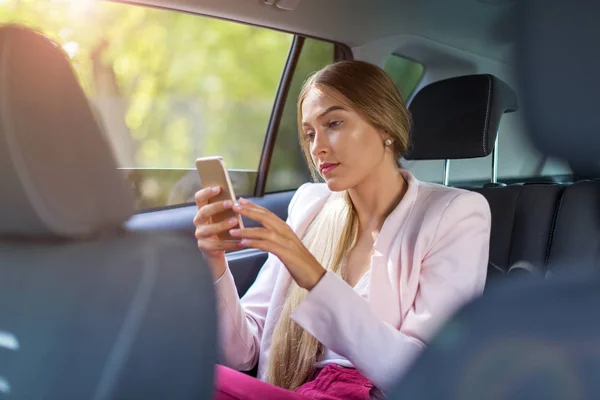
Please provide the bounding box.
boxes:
[213,364,381,400]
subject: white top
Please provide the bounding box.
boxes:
[314,268,372,368]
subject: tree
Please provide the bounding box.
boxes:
[2,0,295,208]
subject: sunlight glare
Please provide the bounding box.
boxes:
[0,331,19,351]
[72,0,96,15]
[0,377,10,395]
[58,28,74,41]
[50,0,98,17]
[63,41,79,58]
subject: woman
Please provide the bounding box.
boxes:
[194,60,491,399]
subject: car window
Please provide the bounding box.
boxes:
[384,54,424,100]
[265,38,335,193]
[2,1,293,210]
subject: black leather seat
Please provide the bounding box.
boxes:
[407,74,599,286]
[0,25,217,399]
[472,183,565,281]
[472,178,600,283]
[546,179,600,276]
[406,74,518,162]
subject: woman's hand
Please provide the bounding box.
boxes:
[194,186,241,279]
[230,198,326,290]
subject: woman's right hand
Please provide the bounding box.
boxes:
[194,186,241,279]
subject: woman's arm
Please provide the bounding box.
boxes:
[290,191,491,392]
[213,183,310,371]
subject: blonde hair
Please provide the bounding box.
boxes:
[266,60,411,390]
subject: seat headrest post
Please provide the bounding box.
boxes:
[491,135,500,184]
[442,159,450,186]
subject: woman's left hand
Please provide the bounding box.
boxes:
[230,198,326,290]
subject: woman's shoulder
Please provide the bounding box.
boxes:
[401,173,491,249]
[287,182,331,222]
[296,182,331,199]
[419,180,487,205]
[409,175,490,221]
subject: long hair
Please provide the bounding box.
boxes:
[266,60,411,390]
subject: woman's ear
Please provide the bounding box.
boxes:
[379,130,393,147]
[377,129,389,141]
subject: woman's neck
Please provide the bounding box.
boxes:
[348,162,407,232]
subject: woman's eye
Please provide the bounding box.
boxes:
[328,120,342,129]
[304,132,315,141]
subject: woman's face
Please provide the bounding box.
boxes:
[301,86,392,192]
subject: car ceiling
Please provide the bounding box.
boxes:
[121,0,517,62]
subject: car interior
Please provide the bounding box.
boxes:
[0,25,217,399]
[1,0,598,398]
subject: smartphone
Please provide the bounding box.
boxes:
[195,156,244,242]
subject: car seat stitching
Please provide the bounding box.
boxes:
[488,260,504,275]
[507,186,525,269]
[482,75,492,155]
[544,187,566,274]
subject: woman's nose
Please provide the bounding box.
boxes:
[310,130,328,156]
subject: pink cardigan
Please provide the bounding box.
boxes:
[214,170,491,391]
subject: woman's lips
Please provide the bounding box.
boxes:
[320,163,339,175]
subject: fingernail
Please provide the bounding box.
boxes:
[223,200,233,208]
[232,204,241,211]
[212,187,220,193]
[240,239,250,245]
[229,229,240,235]
[239,198,249,204]
[228,218,238,224]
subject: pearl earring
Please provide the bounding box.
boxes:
[384,138,393,147]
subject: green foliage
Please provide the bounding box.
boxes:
[1,0,292,172]
[266,38,334,192]
[384,54,424,100]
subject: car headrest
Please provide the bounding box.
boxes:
[0,25,134,239]
[405,74,518,160]
[516,0,600,171]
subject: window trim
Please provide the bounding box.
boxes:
[254,37,353,196]
[115,1,351,52]
[254,36,305,197]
